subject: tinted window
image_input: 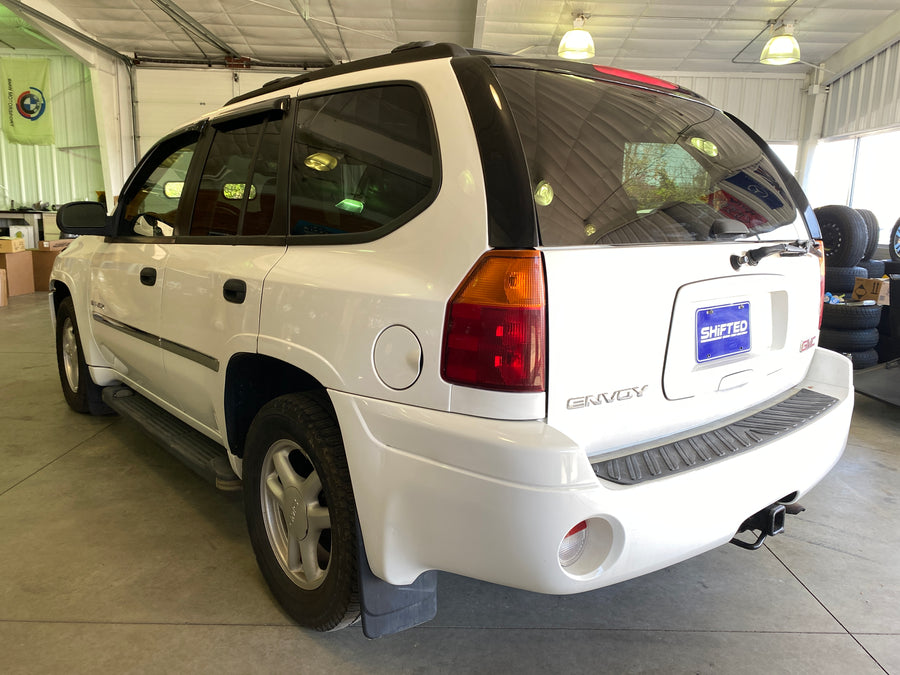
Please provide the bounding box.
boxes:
[289,85,434,238]
[189,115,283,237]
[494,68,805,247]
[119,135,197,237]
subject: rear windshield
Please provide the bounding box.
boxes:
[494,67,806,247]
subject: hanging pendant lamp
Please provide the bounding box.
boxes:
[558,14,595,60]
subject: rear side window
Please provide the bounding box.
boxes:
[189,115,283,237]
[289,84,435,239]
[494,68,805,247]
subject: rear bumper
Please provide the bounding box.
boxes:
[333,347,852,593]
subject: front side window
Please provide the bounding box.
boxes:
[119,135,197,237]
[289,84,435,239]
[494,68,805,247]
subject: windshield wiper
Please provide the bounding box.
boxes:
[730,240,811,270]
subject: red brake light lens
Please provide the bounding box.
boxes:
[441,250,546,392]
[813,239,825,327]
[593,65,679,90]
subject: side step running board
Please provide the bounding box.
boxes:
[101,386,241,491]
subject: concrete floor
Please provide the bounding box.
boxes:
[1,291,898,674]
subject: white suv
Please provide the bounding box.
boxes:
[50,43,853,637]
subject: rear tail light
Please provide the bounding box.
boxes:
[558,521,587,568]
[441,250,546,392]
[813,239,825,327]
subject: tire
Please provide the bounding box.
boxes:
[243,392,360,631]
[891,217,900,262]
[819,327,880,352]
[821,303,883,330]
[55,297,110,415]
[859,259,885,279]
[815,205,868,267]
[847,348,878,370]
[824,265,866,294]
[855,208,879,261]
[884,261,900,275]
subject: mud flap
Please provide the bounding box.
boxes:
[357,525,437,638]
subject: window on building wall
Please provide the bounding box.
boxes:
[805,138,856,211]
[850,129,900,244]
[768,144,798,175]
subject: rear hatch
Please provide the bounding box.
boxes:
[493,66,822,458]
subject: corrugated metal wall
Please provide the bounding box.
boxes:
[0,53,104,209]
[823,40,900,139]
[650,72,806,143]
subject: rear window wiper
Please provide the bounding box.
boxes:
[730,240,811,270]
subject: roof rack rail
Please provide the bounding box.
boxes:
[224,42,471,107]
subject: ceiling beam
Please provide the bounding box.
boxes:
[149,0,239,58]
[287,0,339,65]
[2,0,130,64]
[471,0,487,50]
[821,9,900,84]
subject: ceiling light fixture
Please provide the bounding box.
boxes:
[760,22,800,65]
[558,14,594,60]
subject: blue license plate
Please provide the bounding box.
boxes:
[696,302,751,363]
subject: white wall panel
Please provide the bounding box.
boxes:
[0,53,103,208]
[648,72,806,143]
[823,40,900,139]
[134,68,307,155]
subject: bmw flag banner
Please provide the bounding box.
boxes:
[1,59,55,145]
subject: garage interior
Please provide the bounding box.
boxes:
[1,1,899,672]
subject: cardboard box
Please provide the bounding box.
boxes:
[0,238,26,253]
[852,277,890,305]
[0,269,7,307]
[38,239,71,251]
[8,223,35,249]
[32,250,61,292]
[0,250,34,296]
[42,211,59,240]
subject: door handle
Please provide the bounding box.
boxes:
[223,278,247,304]
[140,267,157,286]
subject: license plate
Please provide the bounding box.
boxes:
[696,302,751,363]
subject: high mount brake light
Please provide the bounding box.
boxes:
[441,250,546,393]
[593,65,679,91]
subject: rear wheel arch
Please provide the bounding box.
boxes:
[224,354,332,458]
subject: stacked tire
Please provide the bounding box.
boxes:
[814,205,884,369]
[855,209,884,278]
[819,303,881,369]
[815,205,869,294]
[891,216,900,263]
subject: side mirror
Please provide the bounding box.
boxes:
[56,201,110,236]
